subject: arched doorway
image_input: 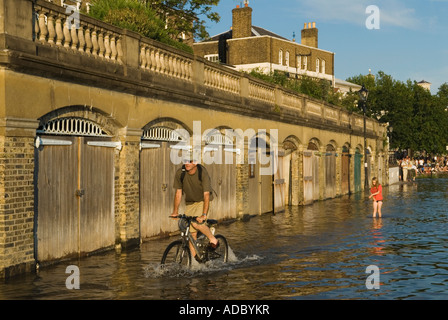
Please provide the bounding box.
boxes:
[341,145,350,195]
[303,139,320,204]
[354,147,362,193]
[248,135,274,215]
[325,143,337,199]
[139,120,190,239]
[283,139,298,206]
[35,114,119,263]
[203,128,237,221]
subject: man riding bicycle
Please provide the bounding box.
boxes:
[170,156,219,262]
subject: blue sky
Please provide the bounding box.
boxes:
[202,0,448,94]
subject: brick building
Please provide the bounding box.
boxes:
[193,4,335,86]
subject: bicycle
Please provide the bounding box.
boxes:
[161,214,229,267]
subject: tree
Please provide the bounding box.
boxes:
[347,71,448,155]
[142,0,221,41]
[87,0,221,52]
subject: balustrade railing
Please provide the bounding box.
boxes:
[249,80,275,104]
[34,2,123,63]
[204,66,239,94]
[139,41,193,81]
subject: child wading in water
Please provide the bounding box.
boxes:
[369,177,383,218]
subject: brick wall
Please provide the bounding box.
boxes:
[0,135,36,278]
[228,37,271,65]
[114,137,141,250]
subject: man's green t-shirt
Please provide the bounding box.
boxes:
[173,165,212,205]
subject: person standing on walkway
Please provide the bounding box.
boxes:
[369,177,383,218]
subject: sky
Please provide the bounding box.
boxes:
[201,0,448,94]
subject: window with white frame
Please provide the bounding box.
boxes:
[316,59,320,73]
[297,55,302,70]
[303,56,308,70]
[279,50,283,65]
[321,60,326,74]
[204,54,219,63]
[285,51,290,67]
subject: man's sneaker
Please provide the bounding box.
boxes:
[208,241,220,250]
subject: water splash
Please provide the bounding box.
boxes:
[144,245,264,279]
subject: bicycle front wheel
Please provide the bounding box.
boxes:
[161,240,191,267]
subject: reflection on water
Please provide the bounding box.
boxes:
[1,176,448,300]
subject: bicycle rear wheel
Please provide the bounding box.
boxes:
[161,240,191,267]
[208,234,228,263]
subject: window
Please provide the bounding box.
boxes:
[285,51,290,67]
[303,56,308,70]
[279,50,283,65]
[316,59,320,73]
[204,54,219,63]
[321,60,326,74]
[297,55,302,70]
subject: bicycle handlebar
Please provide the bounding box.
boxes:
[169,214,194,220]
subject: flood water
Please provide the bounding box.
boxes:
[2,176,448,300]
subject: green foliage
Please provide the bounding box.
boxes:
[86,0,194,53]
[246,69,351,108]
[347,71,448,155]
[138,0,221,41]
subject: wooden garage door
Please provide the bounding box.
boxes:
[354,151,362,193]
[140,141,181,239]
[35,135,115,262]
[205,146,237,221]
[303,151,314,204]
[325,152,336,199]
[248,145,273,215]
[341,151,350,195]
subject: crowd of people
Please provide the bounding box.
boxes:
[398,156,448,181]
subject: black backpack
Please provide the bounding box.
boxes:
[180,164,217,201]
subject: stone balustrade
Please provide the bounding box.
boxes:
[34,2,123,63]
[249,80,276,104]
[139,41,193,81]
[204,65,240,94]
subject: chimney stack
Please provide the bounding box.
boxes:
[232,4,253,39]
[301,22,318,48]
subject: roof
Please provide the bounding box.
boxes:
[202,26,289,42]
[335,78,362,88]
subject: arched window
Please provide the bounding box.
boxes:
[279,50,283,65]
[285,51,290,67]
[321,60,326,74]
[316,59,320,73]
